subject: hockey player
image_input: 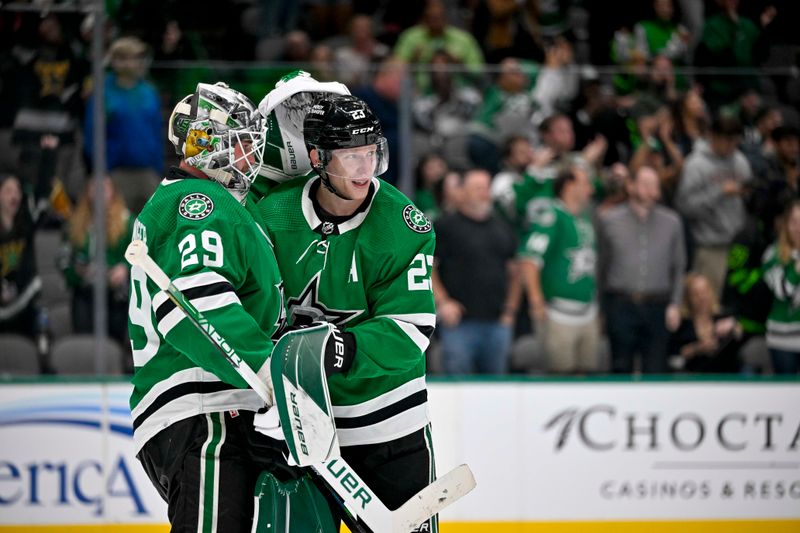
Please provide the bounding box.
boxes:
[128,82,335,532]
[256,94,439,532]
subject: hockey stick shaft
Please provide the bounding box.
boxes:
[125,239,475,532]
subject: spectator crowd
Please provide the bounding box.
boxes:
[0,0,798,375]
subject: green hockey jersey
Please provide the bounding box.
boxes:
[518,199,597,324]
[493,165,558,234]
[257,176,436,446]
[499,156,594,233]
[761,244,800,351]
[128,169,285,452]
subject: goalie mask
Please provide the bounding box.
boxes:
[252,70,351,185]
[304,95,389,197]
[168,82,264,199]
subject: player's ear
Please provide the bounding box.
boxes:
[309,148,321,168]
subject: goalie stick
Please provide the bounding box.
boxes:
[125,239,476,532]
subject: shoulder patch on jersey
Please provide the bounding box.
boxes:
[179,193,214,220]
[526,199,555,227]
[402,204,431,234]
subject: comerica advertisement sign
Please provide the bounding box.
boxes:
[0,383,166,527]
[0,380,798,531]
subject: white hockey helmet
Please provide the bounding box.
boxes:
[168,82,264,198]
[252,70,351,182]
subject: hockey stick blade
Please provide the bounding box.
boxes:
[392,464,476,533]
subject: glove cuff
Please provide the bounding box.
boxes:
[325,327,356,375]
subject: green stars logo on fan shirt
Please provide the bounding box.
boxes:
[567,218,596,282]
[403,205,431,234]
[526,198,556,228]
[566,247,596,283]
[179,193,214,220]
[519,201,596,308]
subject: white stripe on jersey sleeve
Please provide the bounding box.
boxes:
[157,292,241,336]
[151,270,234,309]
[152,289,169,311]
[335,404,430,447]
[376,313,437,327]
[132,367,223,421]
[391,318,431,352]
[332,376,426,418]
[173,270,232,290]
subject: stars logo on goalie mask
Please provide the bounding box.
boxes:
[286,272,363,326]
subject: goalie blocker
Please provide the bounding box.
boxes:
[270,323,342,467]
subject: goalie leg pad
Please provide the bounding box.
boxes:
[253,470,339,533]
[271,323,340,466]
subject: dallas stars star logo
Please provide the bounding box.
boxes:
[179,193,214,220]
[567,247,596,283]
[186,199,206,214]
[286,273,363,326]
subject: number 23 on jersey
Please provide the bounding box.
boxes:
[408,253,433,291]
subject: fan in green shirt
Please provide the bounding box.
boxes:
[393,0,484,93]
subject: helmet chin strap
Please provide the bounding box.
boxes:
[316,165,354,201]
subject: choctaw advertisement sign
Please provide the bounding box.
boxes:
[430,381,800,522]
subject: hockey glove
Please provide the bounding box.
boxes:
[324,325,356,376]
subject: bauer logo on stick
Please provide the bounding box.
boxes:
[403,205,431,233]
[179,193,214,220]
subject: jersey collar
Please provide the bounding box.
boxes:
[161,166,195,186]
[301,176,380,236]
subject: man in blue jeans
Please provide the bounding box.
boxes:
[597,165,686,373]
[432,169,520,374]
